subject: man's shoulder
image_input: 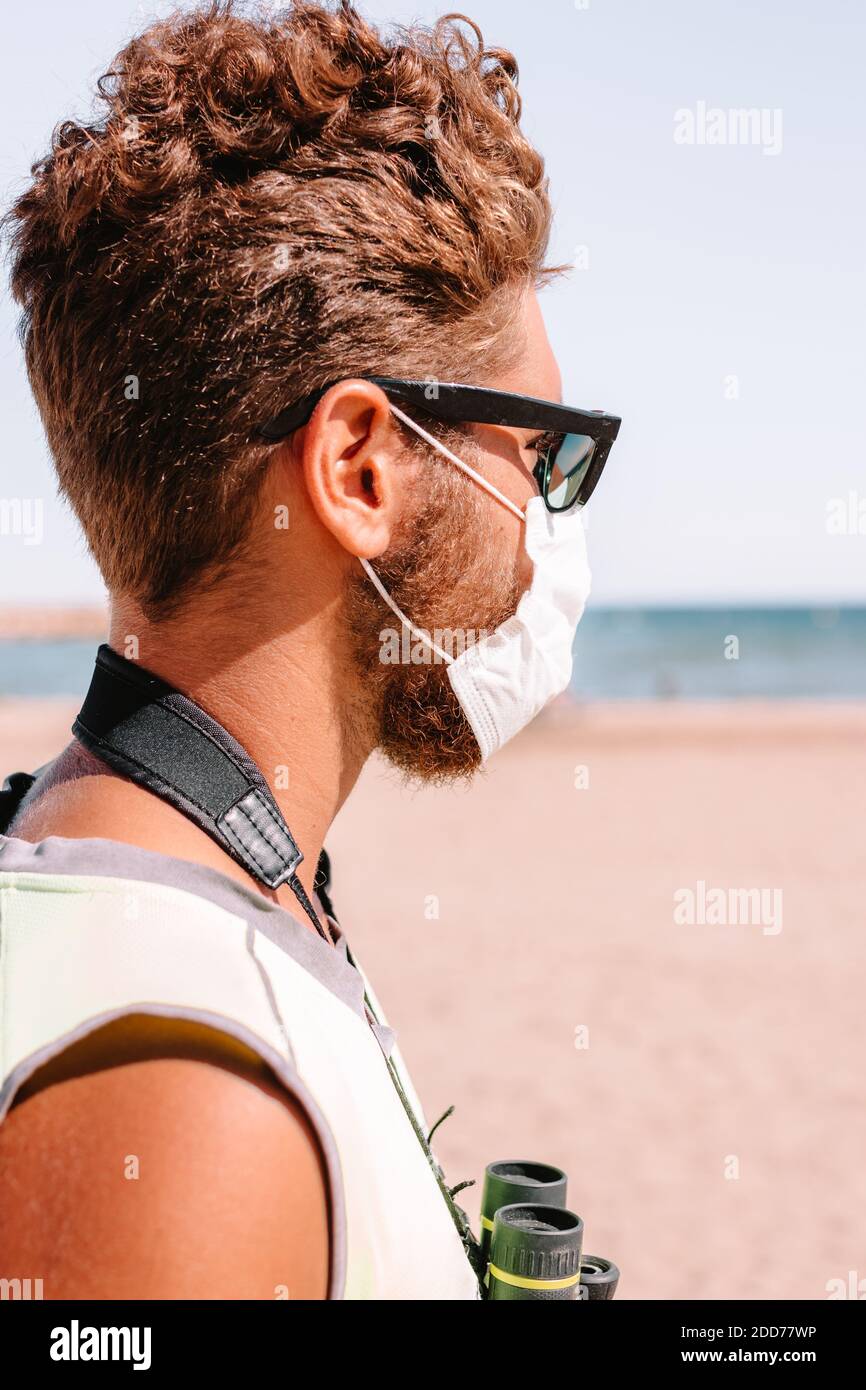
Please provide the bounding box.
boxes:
[0,1013,332,1298]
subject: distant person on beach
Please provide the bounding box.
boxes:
[0,1,617,1299]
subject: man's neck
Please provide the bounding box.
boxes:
[12,601,373,936]
[111,599,373,908]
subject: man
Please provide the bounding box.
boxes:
[0,1,618,1299]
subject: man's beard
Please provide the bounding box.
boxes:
[345,454,521,782]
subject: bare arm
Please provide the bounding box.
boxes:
[0,1016,331,1299]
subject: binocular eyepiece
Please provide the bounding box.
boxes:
[479,1160,620,1301]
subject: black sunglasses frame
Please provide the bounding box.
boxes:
[257,376,621,511]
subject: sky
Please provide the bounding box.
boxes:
[0,0,863,605]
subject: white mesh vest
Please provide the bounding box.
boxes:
[0,832,482,1301]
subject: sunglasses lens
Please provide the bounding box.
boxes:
[545,433,597,510]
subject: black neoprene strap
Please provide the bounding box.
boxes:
[72,644,330,940]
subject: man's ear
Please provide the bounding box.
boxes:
[291,379,416,560]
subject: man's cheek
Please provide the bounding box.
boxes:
[517,544,533,592]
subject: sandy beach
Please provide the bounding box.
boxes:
[2,696,864,1300]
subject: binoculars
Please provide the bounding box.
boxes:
[478,1160,620,1301]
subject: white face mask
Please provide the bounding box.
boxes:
[359,403,592,761]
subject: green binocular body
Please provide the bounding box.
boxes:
[479,1160,620,1301]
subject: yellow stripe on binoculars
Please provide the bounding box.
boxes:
[488,1264,581,1291]
[480,1215,494,1231]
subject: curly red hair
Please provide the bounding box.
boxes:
[6,1,555,615]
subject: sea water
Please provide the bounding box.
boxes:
[1,607,865,700]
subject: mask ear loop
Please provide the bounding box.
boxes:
[387,402,526,523]
[358,400,526,665]
[358,556,453,665]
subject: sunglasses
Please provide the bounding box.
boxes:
[257,377,621,513]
